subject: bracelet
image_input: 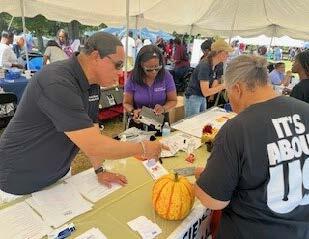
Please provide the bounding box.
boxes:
[140,141,146,157]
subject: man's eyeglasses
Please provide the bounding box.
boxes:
[106,55,124,70]
[143,65,163,73]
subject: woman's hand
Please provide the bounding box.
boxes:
[154,104,165,115]
[132,109,142,120]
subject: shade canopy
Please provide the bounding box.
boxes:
[1,0,309,39]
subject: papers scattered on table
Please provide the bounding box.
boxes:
[142,159,168,180]
[0,201,52,239]
[160,132,202,158]
[127,216,162,239]
[172,107,236,138]
[65,168,122,203]
[26,183,93,228]
[74,227,107,239]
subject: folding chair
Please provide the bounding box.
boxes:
[0,92,17,128]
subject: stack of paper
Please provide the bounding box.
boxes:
[65,168,122,203]
[142,160,168,180]
[75,227,107,239]
[160,132,202,157]
[128,216,162,239]
[26,183,93,228]
[0,201,51,239]
[172,107,236,138]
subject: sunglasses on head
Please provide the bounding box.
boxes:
[106,55,124,70]
[143,65,163,73]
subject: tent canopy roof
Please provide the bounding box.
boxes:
[1,0,309,39]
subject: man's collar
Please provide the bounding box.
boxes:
[71,52,90,91]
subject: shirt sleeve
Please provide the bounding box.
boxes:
[124,77,135,94]
[269,71,281,85]
[37,81,94,132]
[198,62,211,82]
[164,70,176,92]
[290,83,304,101]
[2,47,17,68]
[196,119,242,201]
[44,47,51,57]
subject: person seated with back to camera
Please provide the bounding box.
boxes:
[123,45,177,132]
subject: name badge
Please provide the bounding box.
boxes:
[154,87,165,92]
[89,95,99,102]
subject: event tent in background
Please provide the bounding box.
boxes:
[231,35,306,48]
[85,27,174,42]
[1,0,309,40]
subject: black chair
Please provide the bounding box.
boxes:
[0,92,17,128]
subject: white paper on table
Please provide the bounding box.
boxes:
[65,168,122,203]
[142,160,168,180]
[74,227,107,239]
[127,216,162,239]
[160,132,202,158]
[26,183,93,228]
[172,107,236,138]
[0,201,52,239]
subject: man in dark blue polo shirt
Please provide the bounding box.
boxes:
[0,32,163,200]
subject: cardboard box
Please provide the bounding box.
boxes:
[169,96,184,124]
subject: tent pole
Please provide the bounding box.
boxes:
[20,0,30,70]
[123,0,130,129]
[7,16,14,30]
[228,0,240,44]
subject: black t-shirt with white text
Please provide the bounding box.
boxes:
[290,79,309,103]
[197,96,309,239]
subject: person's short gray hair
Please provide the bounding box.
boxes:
[224,55,269,90]
[81,32,123,58]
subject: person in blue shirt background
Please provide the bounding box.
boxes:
[269,62,292,86]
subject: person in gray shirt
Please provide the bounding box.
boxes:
[0,32,164,198]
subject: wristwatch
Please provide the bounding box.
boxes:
[94,166,106,175]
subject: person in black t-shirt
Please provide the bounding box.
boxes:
[195,55,309,239]
[290,50,309,103]
[184,39,232,117]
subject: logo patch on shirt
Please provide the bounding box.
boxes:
[154,87,166,92]
[89,95,99,102]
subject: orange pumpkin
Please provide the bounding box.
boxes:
[152,173,195,220]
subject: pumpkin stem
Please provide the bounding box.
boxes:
[174,173,179,181]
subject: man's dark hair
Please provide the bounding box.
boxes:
[274,62,285,69]
[46,40,61,48]
[296,50,309,76]
[81,32,123,58]
[201,38,213,52]
[1,30,14,39]
[128,31,133,38]
[131,45,165,86]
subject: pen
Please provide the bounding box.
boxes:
[159,157,163,164]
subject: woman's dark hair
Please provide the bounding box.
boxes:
[46,40,61,48]
[131,45,165,86]
[296,50,309,76]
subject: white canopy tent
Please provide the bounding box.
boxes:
[231,35,305,47]
[1,0,309,40]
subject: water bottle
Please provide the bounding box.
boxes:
[162,122,171,137]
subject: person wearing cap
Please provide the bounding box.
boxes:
[184,38,232,117]
[194,55,309,239]
[0,32,164,201]
[123,45,177,131]
[200,38,225,106]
